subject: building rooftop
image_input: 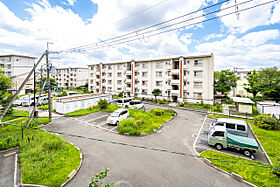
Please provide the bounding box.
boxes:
[232,97,254,104]
[88,54,213,66]
[0,54,37,59]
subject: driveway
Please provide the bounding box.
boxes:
[44,104,248,187]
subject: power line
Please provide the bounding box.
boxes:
[62,0,231,52]
[76,0,277,51]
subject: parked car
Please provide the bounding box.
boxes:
[209,118,249,137]
[115,98,133,108]
[129,100,144,110]
[208,126,258,157]
[38,97,48,106]
[14,96,29,106]
[22,96,39,106]
[107,108,129,125]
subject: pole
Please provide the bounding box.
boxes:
[33,63,36,108]
[46,43,52,120]
[0,53,45,122]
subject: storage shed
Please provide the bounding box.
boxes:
[52,93,112,114]
[257,102,280,119]
[232,97,254,115]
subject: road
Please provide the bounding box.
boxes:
[44,104,248,187]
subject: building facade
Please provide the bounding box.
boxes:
[56,67,88,88]
[229,70,253,97]
[88,55,214,104]
[0,55,36,94]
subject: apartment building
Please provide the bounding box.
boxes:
[0,55,36,94]
[229,70,253,97]
[56,67,88,88]
[38,66,56,80]
[88,55,214,104]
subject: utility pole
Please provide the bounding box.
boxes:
[46,42,53,120]
[33,63,36,113]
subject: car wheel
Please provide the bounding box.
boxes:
[116,121,119,126]
[215,144,223,150]
[244,150,252,157]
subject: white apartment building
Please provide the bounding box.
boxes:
[0,55,36,94]
[229,70,253,97]
[56,67,88,88]
[88,55,214,104]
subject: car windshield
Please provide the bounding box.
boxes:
[130,101,141,105]
[110,111,120,117]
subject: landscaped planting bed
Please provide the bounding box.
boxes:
[0,117,81,186]
[66,103,120,116]
[118,108,176,135]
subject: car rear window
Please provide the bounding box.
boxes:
[226,123,235,129]
[237,125,246,131]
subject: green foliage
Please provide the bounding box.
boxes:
[211,105,223,113]
[0,94,15,114]
[152,89,161,102]
[117,91,124,98]
[89,105,98,110]
[273,157,280,177]
[179,102,184,107]
[244,70,262,98]
[214,70,239,95]
[201,150,280,186]
[98,99,108,109]
[38,77,58,89]
[66,107,101,116]
[56,91,67,97]
[89,168,114,187]
[38,104,49,110]
[1,109,28,122]
[203,104,211,109]
[118,108,175,135]
[254,114,279,130]
[0,68,12,101]
[158,100,169,105]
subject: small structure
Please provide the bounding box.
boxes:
[232,97,254,115]
[52,93,112,114]
[257,102,280,119]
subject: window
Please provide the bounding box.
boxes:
[108,66,112,70]
[117,72,122,77]
[142,89,147,95]
[156,62,163,68]
[142,81,147,86]
[237,125,246,131]
[184,81,186,86]
[117,65,122,70]
[108,73,112,77]
[108,80,112,85]
[194,59,203,66]
[156,81,162,86]
[156,71,162,77]
[226,123,235,129]
[91,67,94,70]
[194,82,202,88]
[142,72,147,77]
[212,131,224,137]
[194,71,203,77]
[142,63,148,68]
[193,92,202,99]
[7,64,11,69]
[117,80,122,85]
[215,122,224,126]
[167,71,171,76]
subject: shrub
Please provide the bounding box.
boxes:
[254,114,279,130]
[164,109,176,116]
[57,91,67,97]
[273,157,280,177]
[203,104,211,109]
[98,99,108,109]
[89,105,98,110]
[152,108,165,116]
[117,91,124,98]
[43,139,63,151]
[158,100,166,104]
[179,102,184,107]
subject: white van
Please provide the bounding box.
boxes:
[129,100,144,110]
[107,109,129,125]
[116,98,133,108]
[209,118,249,137]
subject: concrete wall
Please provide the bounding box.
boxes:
[238,103,253,114]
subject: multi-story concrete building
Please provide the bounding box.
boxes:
[0,55,36,94]
[88,55,214,104]
[56,67,88,88]
[229,70,253,97]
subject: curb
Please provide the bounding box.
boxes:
[20,143,83,187]
[0,147,20,154]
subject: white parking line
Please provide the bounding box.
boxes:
[110,126,118,132]
[193,115,208,152]
[14,154,18,187]
[98,121,107,127]
[88,115,109,123]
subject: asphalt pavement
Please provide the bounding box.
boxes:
[44,104,248,187]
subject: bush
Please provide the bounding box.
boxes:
[152,108,165,116]
[117,91,124,98]
[98,99,108,109]
[57,91,67,97]
[203,104,211,109]
[158,100,166,104]
[273,157,280,177]
[89,105,98,110]
[254,114,279,130]
[179,102,184,107]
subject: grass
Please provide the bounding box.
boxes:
[0,117,81,186]
[183,104,223,113]
[38,104,49,110]
[206,114,280,186]
[1,109,29,122]
[66,104,120,116]
[118,108,176,135]
[201,150,280,187]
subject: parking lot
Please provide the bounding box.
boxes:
[70,111,119,133]
[194,117,271,164]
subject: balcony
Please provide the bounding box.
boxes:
[171,79,180,85]
[171,89,179,95]
[126,79,132,83]
[171,69,180,75]
[126,86,132,91]
[126,70,132,75]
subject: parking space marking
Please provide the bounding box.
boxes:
[193,115,207,151]
[88,115,109,123]
[110,126,118,132]
[98,121,107,128]
[14,154,18,187]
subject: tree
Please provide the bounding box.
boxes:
[258,67,280,102]
[38,77,58,89]
[152,89,161,103]
[0,68,13,113]
[244,70,262,98]
[214,70,239,95]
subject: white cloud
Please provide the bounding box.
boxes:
[63,0,77,6]
[204,33,223,41]
[217,0,280,33]
[196,29,280,70]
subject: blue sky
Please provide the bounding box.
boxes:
[0,0,279,70]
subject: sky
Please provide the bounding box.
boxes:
[0,0,279,70]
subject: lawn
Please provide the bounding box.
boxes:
[0,117,81,186]
[206,114,280,186]
[66,104,120,116]
[182,103,223,113]
[118,108,176,135]
[201,150,280,187]
[1,109,29,122]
